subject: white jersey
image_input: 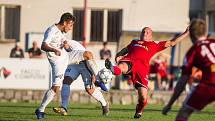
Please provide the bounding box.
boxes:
[43,24,67,59]
[43,24,69,86]
[67,40,86,64]
[67,40,85,51]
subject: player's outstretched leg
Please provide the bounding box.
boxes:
[105,59,113,70]
[95,80,109,92]
[105,59,121,76]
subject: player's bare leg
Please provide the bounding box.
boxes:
[83,51,109,92]
[83,51,99,82]
[157,73,162,90]
[134,86,148,119]
[175,106,194,121]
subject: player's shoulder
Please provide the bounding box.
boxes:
[195,39,215,47]
[130,38,140,43]
[45,25,58,35]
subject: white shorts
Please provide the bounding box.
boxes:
[48,49,69,86]
[64,62,95,88]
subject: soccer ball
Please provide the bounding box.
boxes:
[98,68,113,84]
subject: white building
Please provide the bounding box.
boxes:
[0,0,190,64]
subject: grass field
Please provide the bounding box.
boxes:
[0,102,214,121]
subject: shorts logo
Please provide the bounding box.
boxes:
[66,69,71,72]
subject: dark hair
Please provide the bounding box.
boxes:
[59,12,76,24]
[103,41,108,46]
[190,19,206,41]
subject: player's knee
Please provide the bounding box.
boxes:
[63,76,73,85]
[85,88,95,95]
[83,51,93,60]
[138,96,146,103]
[138,94,147,106]
[51,86,60,93]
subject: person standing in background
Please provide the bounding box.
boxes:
[28,41,43,58]
[100,42,112,60]
[9,42,24,58]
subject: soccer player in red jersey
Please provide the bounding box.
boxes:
[162,19,215,121]
[105,26,189,119]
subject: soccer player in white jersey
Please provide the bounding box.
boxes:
[35,12,107,120]
[35,12,76,119]
[53,39,109,116]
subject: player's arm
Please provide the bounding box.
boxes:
[164,26,189,47]
[63,40,72,52]
[115,47,129,63]
[41,42,61,56]
[162,74,190,115]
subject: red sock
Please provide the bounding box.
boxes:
[136,99,147,114]
[112,66,121,75]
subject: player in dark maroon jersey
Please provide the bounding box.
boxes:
[105,26,189,119]
[162,19,215,121]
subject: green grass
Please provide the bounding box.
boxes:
[0,102,214,121]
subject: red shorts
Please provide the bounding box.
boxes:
[184,83,215,110]
[119,58,149,89]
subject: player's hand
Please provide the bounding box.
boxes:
[162,104,171,115]
[63,41,70,50]
[115,56,123,63]
[184,26,190,34]
[54,49,61,56]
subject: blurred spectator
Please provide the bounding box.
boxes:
[100,42,112,60]
[28,41,43,58]
[152,54,171,90]
[9,42,24,58]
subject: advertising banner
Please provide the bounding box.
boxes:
[0,58,50,89]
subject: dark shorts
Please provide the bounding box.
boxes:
[184,83,215,110]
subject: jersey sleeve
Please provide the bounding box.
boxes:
[181,46,196,75]
[43,28,52,44]
[156,41,167,51]
[126,39,136,49]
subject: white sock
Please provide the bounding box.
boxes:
[61,84,70,109]
[38,89,56,112]
[86,60,99,75]
[91,88,107,106]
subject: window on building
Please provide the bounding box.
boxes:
[107,10,122,42]
[0,5,20,41]
[73,9,84,41]
[90,10,104,42]
[208,12,215,33]
[72,9,122,42]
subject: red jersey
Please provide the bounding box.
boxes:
[155,61,168,78]
[124,40,167,73]
[119,40,167,89]
[182,39,215,85]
